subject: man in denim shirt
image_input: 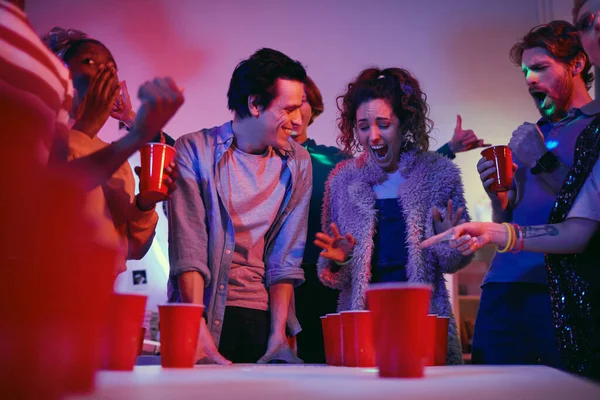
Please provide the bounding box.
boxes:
[474,21,596,367]
[168,48,312,364]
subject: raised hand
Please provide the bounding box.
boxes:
[131,77,184,144]
[314,223,356,263]
[448,115,490,154]
[72,64,120,137]
[432,199,465,235]
[508,122,547,168]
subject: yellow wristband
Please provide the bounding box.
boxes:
[497,223,514,253]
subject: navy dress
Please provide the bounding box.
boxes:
[370,198,409,283]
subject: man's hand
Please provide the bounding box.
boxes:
[508,122,547,168]
[477,157,518,212]
[194,318,232,365]
[134,162,179,211]
[130,77,184,144]
[257,331,302,364]
[448,115,490,154]
[72,64,120,137]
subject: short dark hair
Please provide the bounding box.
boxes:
[227,48,306,118]
[509,20,593,90]
[304,76,324,126]
[573,0,589,23]
[337,67,433,155]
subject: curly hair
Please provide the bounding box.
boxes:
[227,48,306,118]
[509,20,593,90]
[336,67,433,156]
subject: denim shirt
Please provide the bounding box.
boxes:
[167,121,311,346]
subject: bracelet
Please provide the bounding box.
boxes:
[511,224,524,253]
[497,223,515,253]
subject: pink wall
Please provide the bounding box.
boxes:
[25,0,546,307]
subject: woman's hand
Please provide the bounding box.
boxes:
[432,199,465,235]
[314,223,356,263]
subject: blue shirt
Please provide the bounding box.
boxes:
[167,122,312,345]
[484,100,600,285]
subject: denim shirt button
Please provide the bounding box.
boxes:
[214,320,221,326]
[225,250,231,255]
[219,285,225,290]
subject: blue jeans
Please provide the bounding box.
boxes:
[472,282,564,369]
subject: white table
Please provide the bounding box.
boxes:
[70,364,600,400]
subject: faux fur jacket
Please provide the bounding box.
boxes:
[317,150,473,365]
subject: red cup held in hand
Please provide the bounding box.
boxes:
[481,145,513,192]
[366,283,432,378]
[158,304,204,368]
[139,142,176,203]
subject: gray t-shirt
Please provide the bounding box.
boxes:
[219,144,291,310]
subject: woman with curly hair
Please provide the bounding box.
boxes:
[314,68,472,365]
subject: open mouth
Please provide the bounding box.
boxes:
[530,91,548,108]
[371,144,389,160]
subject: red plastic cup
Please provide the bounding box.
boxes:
[102,293,147,370]
[320,316,333,365]
[366,283,432,378]
[324,313,344,366]
[435,316,450,366]
[139,143,176,203]
[138,327,147,356]
[158,304,204,368]
[481,145,513,192]
[341,311,376,367]
[424,314,437,367]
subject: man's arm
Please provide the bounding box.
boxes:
[178,271,205,304]
[269,280,294,337]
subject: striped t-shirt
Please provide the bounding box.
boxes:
[0,0,73,166]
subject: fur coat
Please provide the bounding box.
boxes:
[317,150,473,365]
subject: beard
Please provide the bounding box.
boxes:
[536,72,573,121]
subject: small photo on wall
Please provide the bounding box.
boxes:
[133,269,148,285]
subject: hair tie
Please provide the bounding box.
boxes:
[377,74,385,79]
[401,83,413,95]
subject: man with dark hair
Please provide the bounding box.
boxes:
[473,20,597,367]
[168,48,312,364]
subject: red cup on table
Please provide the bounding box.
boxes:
[323,313,344,366]
[102,293,147,370]
[341,310,376,367]
[424,314,437,367]
[366,283,432,378]
[320,316,333,365]
[158,304,204,368]
[138,327,147,356]
[139,142,176,203]
[435,316,450,366]
[481,145,513,192]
